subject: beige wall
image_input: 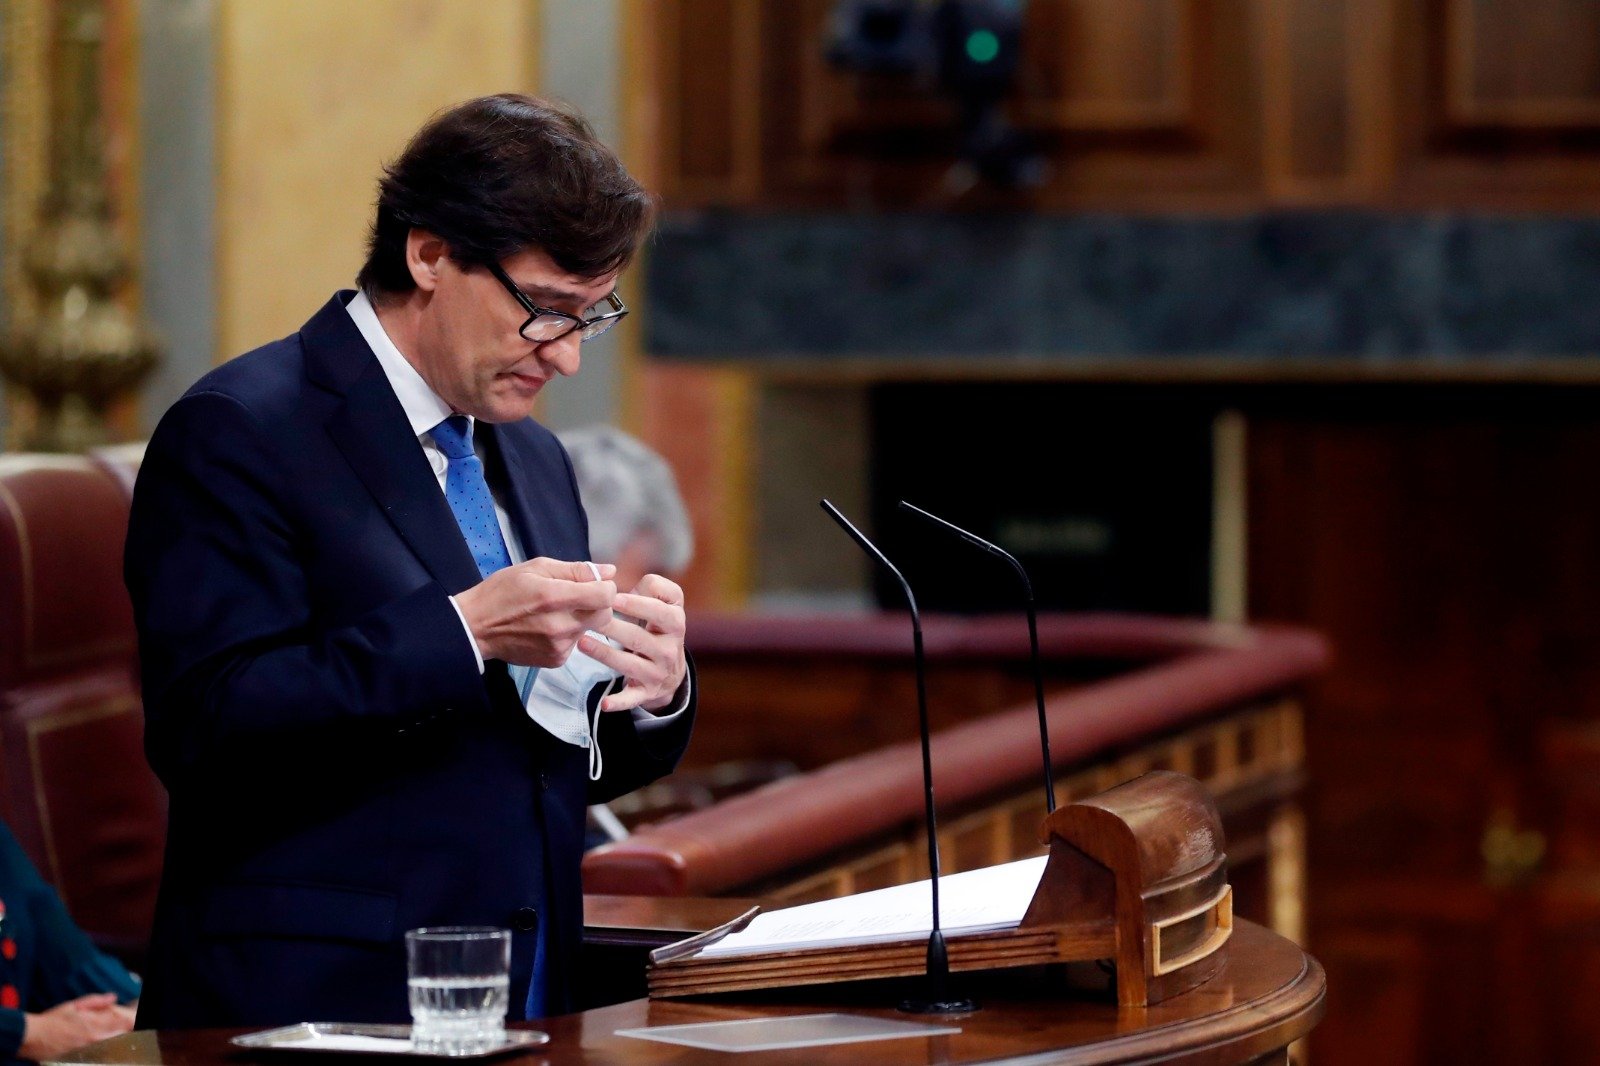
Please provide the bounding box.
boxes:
[215,0,540,360]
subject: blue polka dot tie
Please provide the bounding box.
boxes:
[429,415,540,705]
[431,415,550,1017]
[430,415,513,580]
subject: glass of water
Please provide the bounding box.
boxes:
[405,926,512,1056]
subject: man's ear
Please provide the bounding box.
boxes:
[405,229,448,292]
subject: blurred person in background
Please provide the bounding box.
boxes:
[559,426,694,846]
[557,426,694,592]
[0,821,138,1063]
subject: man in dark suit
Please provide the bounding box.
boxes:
[124,94,692,1029]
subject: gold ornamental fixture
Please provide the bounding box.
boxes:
[0,0,158,452]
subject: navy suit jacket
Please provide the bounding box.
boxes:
[125,292,693,1029]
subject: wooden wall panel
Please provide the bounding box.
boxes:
[641,0,1600,211]
[1390,0,1600,205]
[1532,885,1600,1060]
[1021,0,1191,130]
[1445,0,1600,128]
[1248,399,1600,1061]
[1259,0,1393,199]
[799,0,1198,136]
[653,0,1261,210]
[1279,0,1348,179]
[1312,931,1423,1066]
[658,0,763,203]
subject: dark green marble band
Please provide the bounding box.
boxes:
[646,211,1600,362]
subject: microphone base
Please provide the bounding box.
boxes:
[897,996,978,1015]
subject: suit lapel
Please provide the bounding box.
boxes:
[486,424,549,562]
[303,293,483,594]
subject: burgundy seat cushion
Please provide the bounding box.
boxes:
[0,455,164,952]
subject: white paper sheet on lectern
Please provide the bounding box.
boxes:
[696,855,1048,959]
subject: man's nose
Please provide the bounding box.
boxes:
[536,332,583,377]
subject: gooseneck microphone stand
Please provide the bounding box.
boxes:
[821,499,976,1014]
[898,500,1056,814]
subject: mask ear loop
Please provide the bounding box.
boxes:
[588,676,625,782]
[585,560,611,782]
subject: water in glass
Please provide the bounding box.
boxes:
[408,973,510,1055]
[405,927,512,1056]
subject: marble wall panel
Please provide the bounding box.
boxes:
[647,212,1600,366]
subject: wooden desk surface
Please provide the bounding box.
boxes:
[58,922,1322,1065]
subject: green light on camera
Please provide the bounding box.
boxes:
[965,29,1001,64]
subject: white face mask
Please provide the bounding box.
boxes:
[518,561,626,780]
[526,631,619,727]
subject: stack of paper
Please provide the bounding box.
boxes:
[700,856,1049,958]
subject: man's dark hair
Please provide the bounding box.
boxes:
[357,94,653,295]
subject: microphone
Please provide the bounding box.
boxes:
[820,499,976,1015]
[898,501,1056,813]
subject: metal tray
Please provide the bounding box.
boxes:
[231,1023,550,1058]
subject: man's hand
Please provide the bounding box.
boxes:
[580,574,687,713]
[19,994,136,1060]
[455,558,617,667]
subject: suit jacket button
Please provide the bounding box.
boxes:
[539,772,551,791]
[511,907,539,932]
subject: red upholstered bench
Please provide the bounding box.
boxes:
[0,453,163,963]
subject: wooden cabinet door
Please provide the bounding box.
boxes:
[1249,397,1600,1061]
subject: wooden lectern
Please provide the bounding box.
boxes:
[1024,769,1232,1006]
[650,770,1232,1008]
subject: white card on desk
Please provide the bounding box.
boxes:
[616,1012,961,1052]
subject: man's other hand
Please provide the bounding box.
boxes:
[456,558,617,667]
[581,574,688,713]
[20,994,136,1060]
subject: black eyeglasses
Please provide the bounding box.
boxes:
[486,262,627,343]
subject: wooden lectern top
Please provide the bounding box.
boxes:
[55,921,1323,1065]
[647,772,1235,1009]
